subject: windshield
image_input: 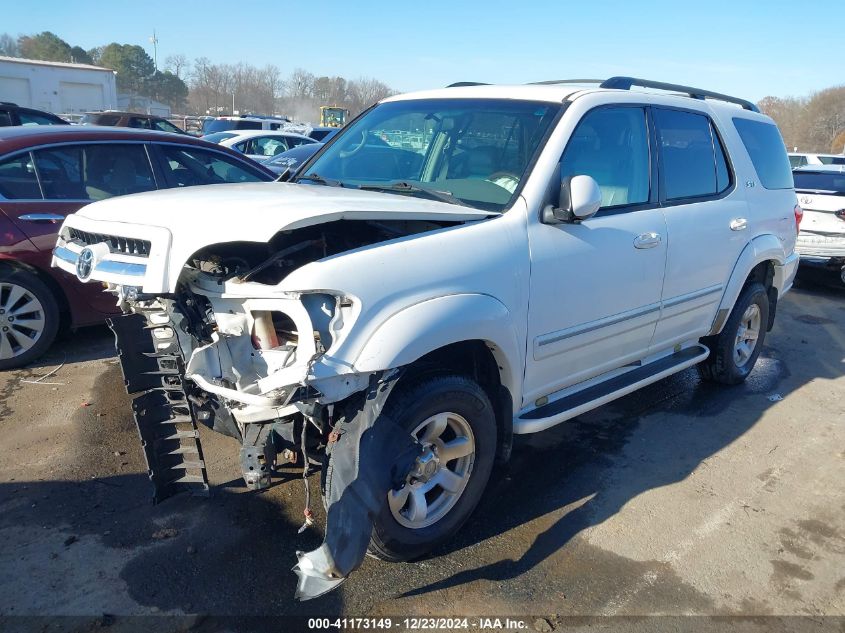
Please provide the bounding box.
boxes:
[202,119,262,134]
[793,171,845,194]
[299,98,561,211]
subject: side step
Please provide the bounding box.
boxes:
[514,345,709,434]
[108,310,210,504]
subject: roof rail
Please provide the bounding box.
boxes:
[446,82,489,88]
[528,79,604,86]
[599,76,759,112]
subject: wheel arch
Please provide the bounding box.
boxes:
[353,293,522,461]
[709,234,784,336]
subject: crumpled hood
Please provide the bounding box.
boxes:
[64,181,495,294]
[75,181,494,233]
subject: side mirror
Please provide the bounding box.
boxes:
[542,174,602,224]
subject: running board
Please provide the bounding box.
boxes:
[108,310,210,504]
[514,345,709,434]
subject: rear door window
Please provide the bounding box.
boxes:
[0,153,42,199]
[157,145,267,187]
[249,136,289,157]
[732,118,793,189]
[560,106,651,209]
[128,117,153,129]
[653,108,731,200]
[33,143,156,201]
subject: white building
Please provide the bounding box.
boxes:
[0,56,118,114]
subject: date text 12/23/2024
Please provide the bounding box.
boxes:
[307,617,530,630]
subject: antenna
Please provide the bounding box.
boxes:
[149,30,159,71]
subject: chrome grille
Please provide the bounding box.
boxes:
[67,228,151,257]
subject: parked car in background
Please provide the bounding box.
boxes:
[793,165,845,283]
[789,152,845,168]
[0,126,275,369]
[261,141,324,176]
[201,114,292,135]
[216,129,318,161]
[0,103,68,127]
[80,111,188,135]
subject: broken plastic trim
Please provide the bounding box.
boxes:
[293,370,422,600]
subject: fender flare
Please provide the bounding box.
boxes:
[709,233,786,335]
[354,293,523,406]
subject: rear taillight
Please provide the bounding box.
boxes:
[794,204,803,233]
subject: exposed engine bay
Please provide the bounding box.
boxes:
[106,218,457,599]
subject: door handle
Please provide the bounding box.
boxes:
[18,213,65,223]
[633,232,662,249]
[729,218,748,231]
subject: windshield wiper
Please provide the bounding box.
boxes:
[356,181,464,206]
[296,173,343,187]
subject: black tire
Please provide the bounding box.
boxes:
[698,282,769,385]
[0,267,60,371]
[368,374,497,562]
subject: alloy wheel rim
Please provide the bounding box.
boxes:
[734,303,761,367]
[0,282,46,361]
[388,411,476,529]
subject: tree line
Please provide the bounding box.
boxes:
[757,86,845,154]
[0,31,395,123]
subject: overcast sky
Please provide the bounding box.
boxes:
[5,0,842,101]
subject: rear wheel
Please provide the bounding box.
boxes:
[369,374,496,562]
[698,281,769,385]
[0,268,60,370]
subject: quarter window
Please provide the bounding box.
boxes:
[732,118,793,190]
[560,107,651,209]
[33,144,156,201]
[654,108,730,200]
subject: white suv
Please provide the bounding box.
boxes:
[52,77,799,599]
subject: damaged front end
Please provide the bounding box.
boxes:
[100,219,443,599]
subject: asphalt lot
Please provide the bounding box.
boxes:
[0,274,842,632]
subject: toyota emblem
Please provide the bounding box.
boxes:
[75,247,95,281]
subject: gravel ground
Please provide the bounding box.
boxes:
[0,275,842,632]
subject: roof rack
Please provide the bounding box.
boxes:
[446,82,489,88]
[599,76,759,112]
[528,79,604,86]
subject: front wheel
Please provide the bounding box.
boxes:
[368,374,497,562]
[0,268,60,371]
[698,281,770,385]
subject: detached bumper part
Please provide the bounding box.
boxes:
[293,372,421,600]
[108,310,210,503]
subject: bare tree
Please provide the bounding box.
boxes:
[285,68,315,100]
[803,86,845,153]
[165,54,189,79]
[0,33,18,57]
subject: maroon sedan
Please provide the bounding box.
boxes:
[0,125,275,369]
